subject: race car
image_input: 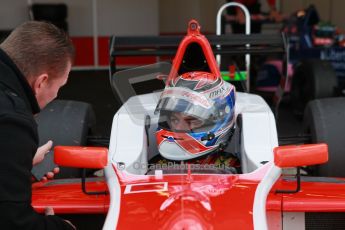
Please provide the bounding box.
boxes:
[31,20,345,229]
[256,4,345,115]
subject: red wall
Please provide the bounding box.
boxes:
[71,37,157,68]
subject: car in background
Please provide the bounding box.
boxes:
[256,5,345,115]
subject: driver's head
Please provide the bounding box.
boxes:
[168,112,204,132]
[155,71,236,161]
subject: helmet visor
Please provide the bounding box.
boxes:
[155,87,214,120]
[155,87,231,133]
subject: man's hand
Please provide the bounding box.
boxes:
[33,140,60,181]
[45,207,76,229]
[40,167,60,182]
[33,140,53,165]
[45,206,55,216]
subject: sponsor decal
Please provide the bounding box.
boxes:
[124,182,168,194]
[209,85,226,99]
[208,83,232,99]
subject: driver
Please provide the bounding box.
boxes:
[152,71,240,173]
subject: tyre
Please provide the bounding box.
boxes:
[32,4,67,21]
[290,59,337,117]
[0,30,11,43]
[35,100,96,178]
[50,20,68,32]
[304,98,345,177]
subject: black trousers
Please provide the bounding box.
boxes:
[0,202,73,230]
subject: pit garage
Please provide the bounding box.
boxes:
[1,1,345,229]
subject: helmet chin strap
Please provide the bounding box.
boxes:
[209,126,236,153]
[219,126,236,152]
[201,132,216,141]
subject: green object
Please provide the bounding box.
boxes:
[221,71,247,81]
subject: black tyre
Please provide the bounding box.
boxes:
[32,4,67,21]
[36,100,96,178]
[0,30,11,43]
[291,59,337,116]
[49,20,68,32]
[304,98,345,177]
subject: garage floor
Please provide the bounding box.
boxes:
[58,69,304,140]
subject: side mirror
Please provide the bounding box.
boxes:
[274,143,328,168]
[254,143,328,229]
[54,146,108,169]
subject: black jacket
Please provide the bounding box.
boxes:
[0,49,73,229]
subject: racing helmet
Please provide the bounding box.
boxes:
[155,71,236,161]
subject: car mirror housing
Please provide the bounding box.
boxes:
[274,143,328,168]
[54,146,108,169]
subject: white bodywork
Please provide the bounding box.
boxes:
[110,91,278,174]
[103,91,279,230]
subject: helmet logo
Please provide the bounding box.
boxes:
[209,86,226,99]
[194,77,210,90]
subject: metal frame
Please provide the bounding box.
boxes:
[216,2,251,38]
[216,2,251,91]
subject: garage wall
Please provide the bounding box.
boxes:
[281,0,345,31]
[160,0,345,33]
[0,1,28,30]
[0,0,159,36]
[1,1,344,36]
[159,0,201,34]
[330,0,345,32]
[0,0,159,68]
[2,0,345,67]
[159,0,224,34]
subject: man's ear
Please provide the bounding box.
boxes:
[32,73,49,95]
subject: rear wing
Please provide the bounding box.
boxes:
[109,33,289,113]
[109,33,289,76]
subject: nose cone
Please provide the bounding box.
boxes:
[160,207,212,230]
[157,189,214,229]
[117,176,257,229]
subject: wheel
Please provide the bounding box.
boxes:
[32,4,67,21]
[291,59,337,116]
[50,20,68,32]
[304,98,345,177]
[0,30,11,43]
[35,100,96,178]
